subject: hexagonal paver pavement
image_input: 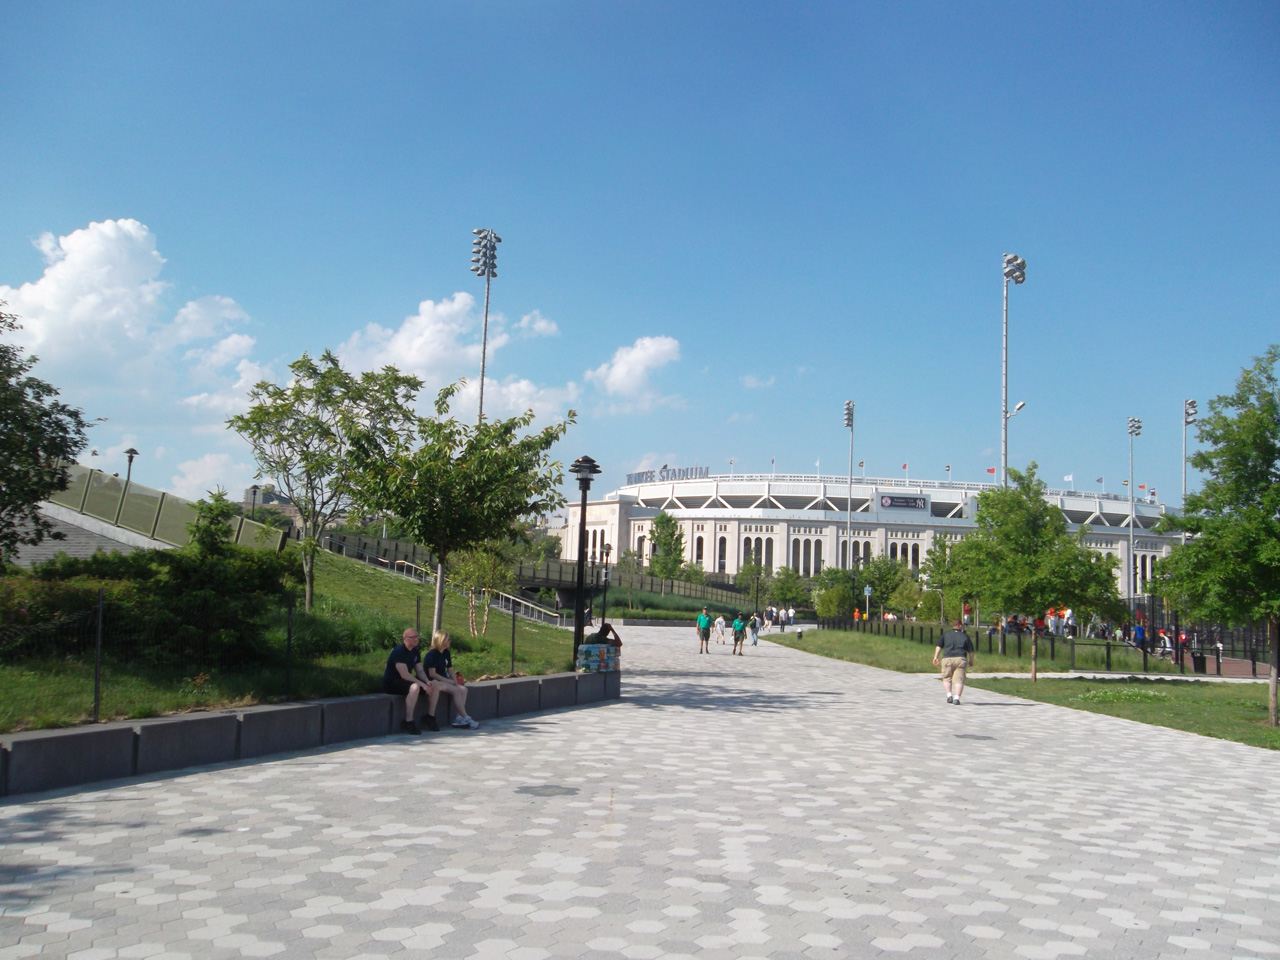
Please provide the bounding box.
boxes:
[2,625,1279,958]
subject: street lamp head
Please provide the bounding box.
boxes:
[124,447,140,461]
[1002,253,1026,284]
[843,400,854,428]
[569,455,602,491]
[1184,399,1198,425]
[1013,401,1026,414]
[1128,416,1143,437]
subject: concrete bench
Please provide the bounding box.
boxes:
[0,674,622,798]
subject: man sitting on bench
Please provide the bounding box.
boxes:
[383,627,439,734]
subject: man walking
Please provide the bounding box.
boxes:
[933,618,975,705]
[696,607,712,654]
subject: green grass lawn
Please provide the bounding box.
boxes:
[966,677,1280,751]
[0,549,575,732]
[768,627,1178,675]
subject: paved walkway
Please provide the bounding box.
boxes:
[3,626,1279,959]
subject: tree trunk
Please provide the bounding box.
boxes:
[481,593,491,636]
[1270,615,1278,728]
[467,589,478,637]
[432,561,446,634]
[1031,633,1038,682]
[301,542,315,614]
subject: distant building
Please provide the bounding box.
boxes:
[242,484,302,530]
[552,471,1176,597]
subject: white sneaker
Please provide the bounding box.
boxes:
[465,717,479,729]
[451,716,469,727]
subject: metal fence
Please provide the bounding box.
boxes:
[815,615,1268,677]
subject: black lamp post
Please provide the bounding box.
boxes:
[569,455,602,659]
[601,543,612,621]
[124,448,140,485]
[250,484,260,522]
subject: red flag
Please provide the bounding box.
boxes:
[986,467,996,474]
[1096,477,1103,483]
[901,463,908,470]
[1138,484,1146,490]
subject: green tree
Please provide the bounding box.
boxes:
[856,555,909,618]
[811,566,855,618]
[228,351,422,612]
[451,542,517,637]
[678,561,707,585]
[769,567,808,608]
[346,381,573,633]
[649,511,685,580]
[0,303,89,565]
[943,462,1122,675]
[738,557,773,611]
[1156,346,1280,726]
[614,548,642,610]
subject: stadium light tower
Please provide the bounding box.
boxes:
[1001,253,1026,488]
[1182,399,1197,546]
[470,228,501,422]
[1127,417,1143,601]
[844,401,855,570]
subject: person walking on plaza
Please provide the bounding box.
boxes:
[788,606,796,627]
[696,607,712,654]
[382,627,439,734]
[748,611,760,646]
[714,612,727,644]
[933,618,975,705]
[732,613,746,655]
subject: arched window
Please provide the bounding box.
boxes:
[743,537,752,563]
[802,539,812,577]
[814,540,823,573]
[792,538,801,572]
[755,537,763,562]
[765,538,774,569]
[695,536,704,564]
[718,536,727,573]
[862,541,871,564]
[637,535,646,561]
[911,543,920,568]
[889,543,898,561]
[841,540,849,568]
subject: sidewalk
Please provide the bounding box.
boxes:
[2,624,1278,959]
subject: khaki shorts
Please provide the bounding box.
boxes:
[940,657,968,683]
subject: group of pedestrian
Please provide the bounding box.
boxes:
[382,627,481,735]
[696,607,760,655]
[763,606,795,632]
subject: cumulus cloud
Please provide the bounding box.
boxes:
[182,357,272,417]
[185,333,256,371]
[2,219,168,366]
[584,336,680,409]
[741,374,775,389]
[170,453,253,500]
[515,309,558,338]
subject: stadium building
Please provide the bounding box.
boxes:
[555,468,1177,595]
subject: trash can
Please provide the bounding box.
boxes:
[1191,652,1207,674]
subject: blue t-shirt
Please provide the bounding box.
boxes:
[383,644,420,688]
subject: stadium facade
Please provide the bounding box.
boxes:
[554,470,1177,595]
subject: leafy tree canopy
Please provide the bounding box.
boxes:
[345,381,573,631]
[0,303,89,565]
[769,566,808,608]
[227,350,422,612]
[649,511,685,580]
[936,462,1122,624]
[1156,345,1280,724]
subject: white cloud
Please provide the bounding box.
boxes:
[2,219,168,367]
[170,453,250,500]
[165,295,249,348]
[515,309,558,338]
[584,336,681,409]
[741,374,775,389]
[185,333,256,371]
[183,357,272,416]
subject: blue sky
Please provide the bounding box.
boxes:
[2,2,1277,505]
